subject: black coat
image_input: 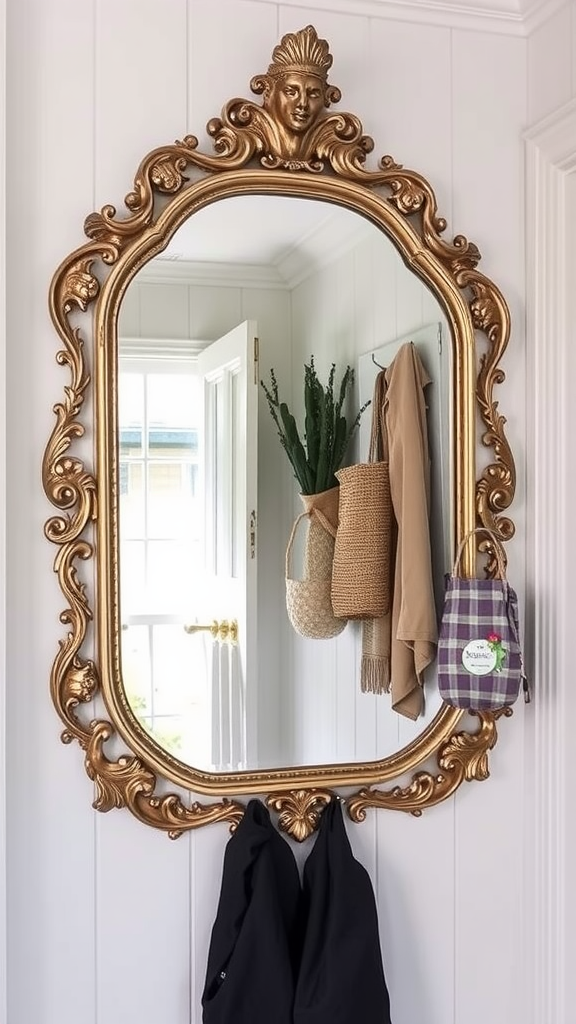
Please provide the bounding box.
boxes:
[202,797,392,1024]
[293,798,392,1024]
[201,798,302,1024]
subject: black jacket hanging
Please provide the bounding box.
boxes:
[294,798,392,1024]
[201,798,302,1024]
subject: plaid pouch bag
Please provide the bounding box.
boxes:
[437,529,529,711]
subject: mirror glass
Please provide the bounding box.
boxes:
[117,194,452,774]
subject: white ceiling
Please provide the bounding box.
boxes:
[158,196,368,268]
[159,196,338,264]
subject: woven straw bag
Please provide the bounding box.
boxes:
[331,463,392,619]
[331,377,392,620]
[285,493,347,639]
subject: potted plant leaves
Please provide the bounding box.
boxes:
[261,358,369,639]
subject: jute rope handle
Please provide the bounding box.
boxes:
[285,507,338,579]
[451,526,507,581]
[285,511,308,579]
[311,507,337,539]
[285,500,338,580]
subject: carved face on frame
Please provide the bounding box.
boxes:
[268,72,326,134]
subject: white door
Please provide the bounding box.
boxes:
[196,320,259,769]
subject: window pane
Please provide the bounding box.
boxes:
[147,539,200,611]
[147,373,200,429]
[119,461,145,536]
[119,374,144,457]
[147,461,200,539]
[121,624,152,706]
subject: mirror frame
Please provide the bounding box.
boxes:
[44,25,516,842]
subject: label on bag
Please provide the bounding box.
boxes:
[461,639,498,675]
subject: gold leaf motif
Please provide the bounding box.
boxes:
[267,789,333,841]
[63,264,99,312]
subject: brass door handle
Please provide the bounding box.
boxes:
[184,619,238,644]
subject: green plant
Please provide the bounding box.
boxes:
[261,357,370,495]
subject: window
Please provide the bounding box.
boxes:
[118,355,211,765]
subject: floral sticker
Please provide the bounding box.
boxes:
[487,633,506,672]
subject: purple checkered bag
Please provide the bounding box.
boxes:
[437,529,528,711]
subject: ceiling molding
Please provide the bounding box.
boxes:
[253,0,551,36]
[137,260,287,290]
[119,337,208,362]
[139,214,376,291]
[523,0,570,36]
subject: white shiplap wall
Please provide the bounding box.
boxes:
[5,2,529,1023]
[525,4,576,1022]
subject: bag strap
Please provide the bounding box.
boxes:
[452,526,507,581]
[285,511,310,580]
[368,370,389,463]
[503,581,532,704]
[311,507,337,539]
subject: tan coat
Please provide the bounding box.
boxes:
[385,342,438,718]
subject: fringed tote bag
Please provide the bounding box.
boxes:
[330,372,392,620]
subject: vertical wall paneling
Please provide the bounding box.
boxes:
[96,810,193,1024]
[451,29,527,1024]
[7,1,99,1022]
[140,283,191,338]
[0,0,6,1017]
[93,5,192,1022]
[187,1,279,140]
[368,18,453,222]
[525,97,576,1024]
[572,1,576,96]
[527,1,573,125]
[5,2,531,1021]
[451,28,527,292]
[94,0,188,207]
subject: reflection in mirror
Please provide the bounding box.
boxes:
[117,195,452,774]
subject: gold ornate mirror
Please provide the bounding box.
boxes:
[44,25,516,842]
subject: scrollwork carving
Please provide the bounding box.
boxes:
[346,708,512,821]
[44,23,517,837]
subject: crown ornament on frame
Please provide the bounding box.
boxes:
[45,25,516,842]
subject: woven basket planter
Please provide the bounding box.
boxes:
[285,486,347,639]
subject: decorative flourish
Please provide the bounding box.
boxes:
[44,24,517,837]
[468,274,515,569]
[347,708,512,820]
[85,723,246,839]
[267,789,334,841]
